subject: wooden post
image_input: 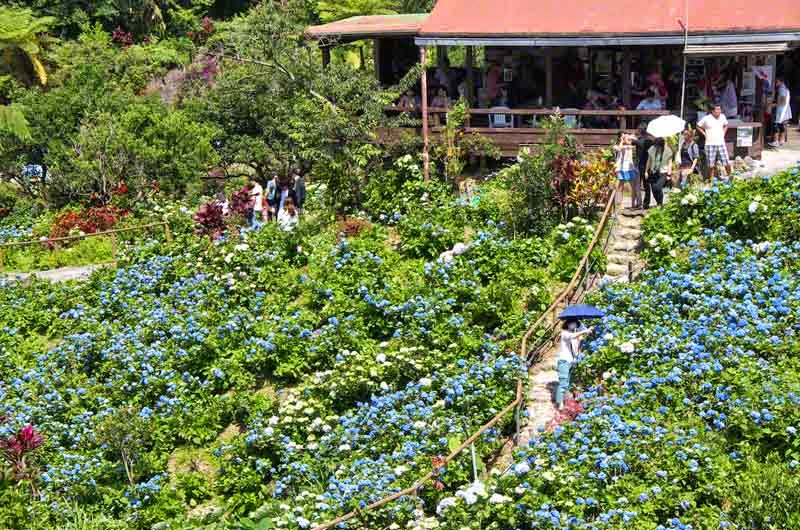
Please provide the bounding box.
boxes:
[373,39,382,83]
[321,47,331,68]
[545,53,553,106]
[622,48,632,109]
[110,232,117,260]
[421,47,430,183]
[465,46,475,105]
[164,222,172,244]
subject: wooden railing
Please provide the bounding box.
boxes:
[311,189,618,530]
[520,189,618,365]
[0,221,172,268]
[386,106,671,130]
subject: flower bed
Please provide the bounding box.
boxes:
[424,171,800,530]
[0,173,605,528]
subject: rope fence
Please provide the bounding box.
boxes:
[0,221,172,268]
[311,188,619,530]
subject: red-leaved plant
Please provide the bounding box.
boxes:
[49,206,129,240]
[193,201,225,239]
[546,397,584,432]
[0,421,45,496]
[229,185,255,218]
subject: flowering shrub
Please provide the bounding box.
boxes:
[48,206,128,239]
[642,164,800,262]
[0,188,592,528]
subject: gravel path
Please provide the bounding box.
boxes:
[2,263,111,283]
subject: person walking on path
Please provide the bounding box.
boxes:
[676,128,700,188]
[613,133,638,209]
[697,104,731,181]
[644,138,673,209]
[293,170,306,212]
[265,174,278,221]
[249,178,264,227]
[633,123,651,210]
[771,77,793,147]
[556,319,594,409]
[276,177,299,214]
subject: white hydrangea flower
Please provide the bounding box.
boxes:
[620,342,635,353]
[489,493,510,504]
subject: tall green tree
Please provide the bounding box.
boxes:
[204,0,399,213]
[0,7,54,86]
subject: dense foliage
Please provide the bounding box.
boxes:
[0,162,603,528]
[420,165,800,530]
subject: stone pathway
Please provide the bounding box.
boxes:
[515,345,559,449]
[1,263,110,283]
[603,207,646,283]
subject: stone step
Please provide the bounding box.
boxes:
[606,262,629,277]
[611,239,639,252]
[620,207,646,218]
[616,215,642,228]
[607,252,632,265]
[615,228,642,241]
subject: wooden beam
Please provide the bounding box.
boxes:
[421,47,430,182]
[622,48,632,108]
[545,54,553,106]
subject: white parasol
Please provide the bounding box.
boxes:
[646,115,686,138]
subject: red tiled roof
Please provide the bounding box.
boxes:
[420,0,800,37]
[307,14,428,40]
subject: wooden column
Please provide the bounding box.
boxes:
[465,46,475,104]
[545,53,554,106]
[622,48,632,109]
[321,47,331,68]
[373,39,382,83]
[421,47,430,182]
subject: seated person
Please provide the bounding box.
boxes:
[636,88,663,111]
[397,89,417,110]
[430,88,451,126]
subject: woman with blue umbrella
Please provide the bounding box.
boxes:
[555,305,604,409]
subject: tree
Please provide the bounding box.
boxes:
[205,0,399,213]
[0,7,55,86]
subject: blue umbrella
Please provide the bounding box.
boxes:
[558,304,605,320]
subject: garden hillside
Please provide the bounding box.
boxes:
[426,164,800,530]
[0,143,613,530]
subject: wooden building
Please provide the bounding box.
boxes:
[308,1,800,163]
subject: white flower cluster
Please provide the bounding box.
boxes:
[748,195,767,214]
[680,193,699,206]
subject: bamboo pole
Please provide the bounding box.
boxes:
[0,222,168,249]
[421,46,430,183]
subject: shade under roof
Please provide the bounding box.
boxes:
[306,14,428,42]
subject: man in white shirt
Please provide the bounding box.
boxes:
[249,178,264,227]
[772,77,793,147]
[697,104,731,181]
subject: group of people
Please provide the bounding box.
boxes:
[613,103,734,210]
[246,172,306,231]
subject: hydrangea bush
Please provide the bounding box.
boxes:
[0,178,598,528]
